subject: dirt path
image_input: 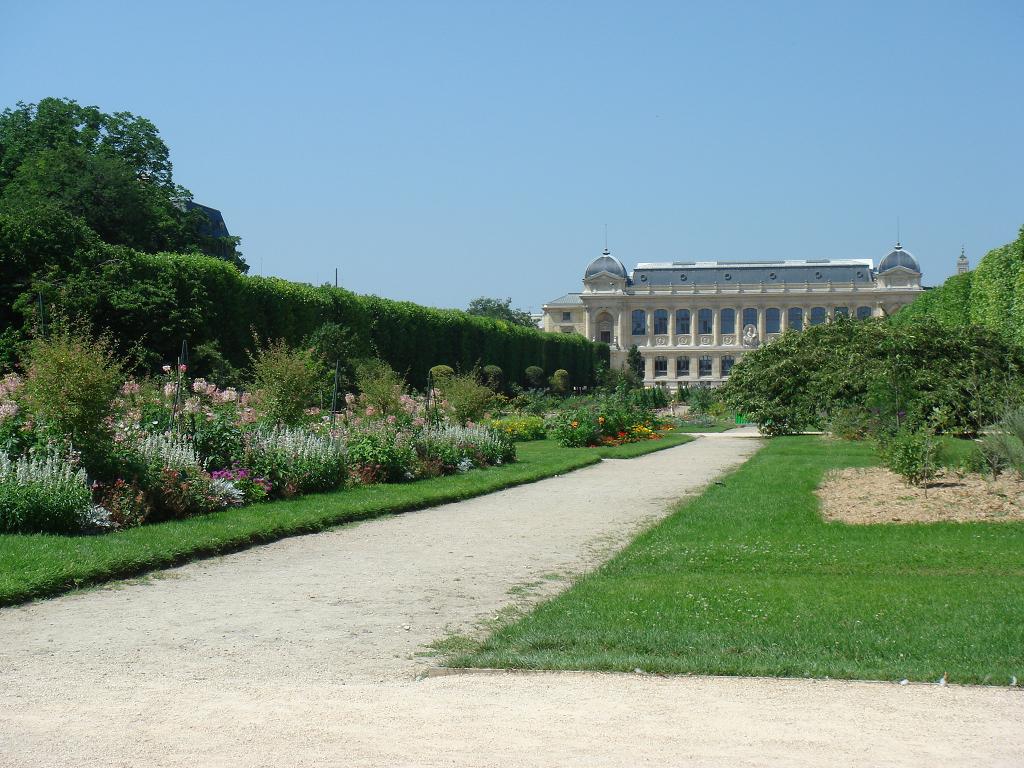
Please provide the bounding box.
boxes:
[1,432,1020,766]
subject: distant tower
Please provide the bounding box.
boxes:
[957,246,969,275]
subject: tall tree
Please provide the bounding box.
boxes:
[466,296,536,327]
[0,98,244,269]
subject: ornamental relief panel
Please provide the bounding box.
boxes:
[722,335,736,345]
[699,335,713,345]
[655,336,668,346]
[675,335,691,346]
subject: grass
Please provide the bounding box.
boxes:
[674,422,736,433]
[452,436,1024,685]
[0,434,692,607]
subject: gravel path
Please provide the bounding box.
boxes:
[1,432,1020,766]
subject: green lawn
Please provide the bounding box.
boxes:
[453,436,1024,685]
[0,434,693,607]
[674,422,736,433]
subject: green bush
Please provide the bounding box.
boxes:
[242,427,346,496]
[549,369,570,394]
[482,364,504,392]
[355,359,407,418]
[879,429,938,486]
[429,364,455,383]
[17,326,125,475]
[437,370,496,425]
[524,366,546,389]
[249,338,324,426]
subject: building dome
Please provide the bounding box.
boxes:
[584,249,628,279]
[878,244,920,273]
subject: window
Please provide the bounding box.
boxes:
[698,355,712,377]
[810,307,827,326]
[675,309,691,334]
[561,311,571,321]
[788,307,804,331]
[856,305,872,320]
[654,356,668,377]
[834,306,849,318]
[676,357,690,376]
[599,330,612,343]
[721,308,736,335]
[742,308,758,330]
[698,308,713,335]
[653,309,668,335]
[765,308,781,333]
[721,356,735,376]
[631,309,646,335]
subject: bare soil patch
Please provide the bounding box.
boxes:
[818,467,1024,524]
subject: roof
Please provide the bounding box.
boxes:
[544,293,584,306]
[631,259,876,286]
[585,250,628,279]
[878,246,921,273]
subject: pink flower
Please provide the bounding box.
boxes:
[0,401,19,421]
[412,417,426,427]
[163,382,177,398]
[178,364,188,373]
[365,406,377,417]
[192,378,208,394]
[219,388,238,403]
[120,380,140,396]
[386,414,397,424]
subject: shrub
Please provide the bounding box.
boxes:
[243,427,346,496]
[429,364,455,383]
[356,359,407,418]
[151,466,220,520]
[488,415,546,441]
[0,451,93,533]
[249,338,324,426]
[346,424,416,484]
[482,364,504,392]
[826,406,872,440]
[18,326,125,475]
[688,386,717,418]
[415,424,515,472]
[549,369,570,394]
[93,478,150,529]
[436,370,496,425]
[879,429,938,486]
[209,467,272,503]
[524,366,546,389]
[977,407,1024,477]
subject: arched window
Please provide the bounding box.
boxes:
[654,356,668,377]
[653,309,668,335]
[765,308,781,333]
[834,306,849,318]
[698,356,713,377]
[856,305,872,320]
[631,309,646,335]
[721,356,735,376]
[675,309,691,335]
[742,307,758,329]
[810,307,827,326]
[721,308,736,335]
[676,357,690,377]
[788,307,804,331]
[698,308,713,335]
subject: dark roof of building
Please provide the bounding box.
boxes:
[877,245,920,273]
[185,201,231,239]
[631,259,876,286]
[585,249,628,279]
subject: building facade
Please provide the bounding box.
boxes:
[543,245,924,388]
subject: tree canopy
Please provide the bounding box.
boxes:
[0,97,244,269]
[466,296,536,327]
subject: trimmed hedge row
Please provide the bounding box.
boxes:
[9,243,608,388]
[894,224,1023,342]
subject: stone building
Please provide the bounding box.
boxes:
[542,244,924,387]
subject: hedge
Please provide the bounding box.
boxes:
[893,224,1024,342]
[6,245,608,388]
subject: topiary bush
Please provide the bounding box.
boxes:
[429,364,455,382]
[524,365,546,389]
[549,369,570,394]
[482,364,504,392]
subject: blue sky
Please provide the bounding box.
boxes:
[4,1,1022,311]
